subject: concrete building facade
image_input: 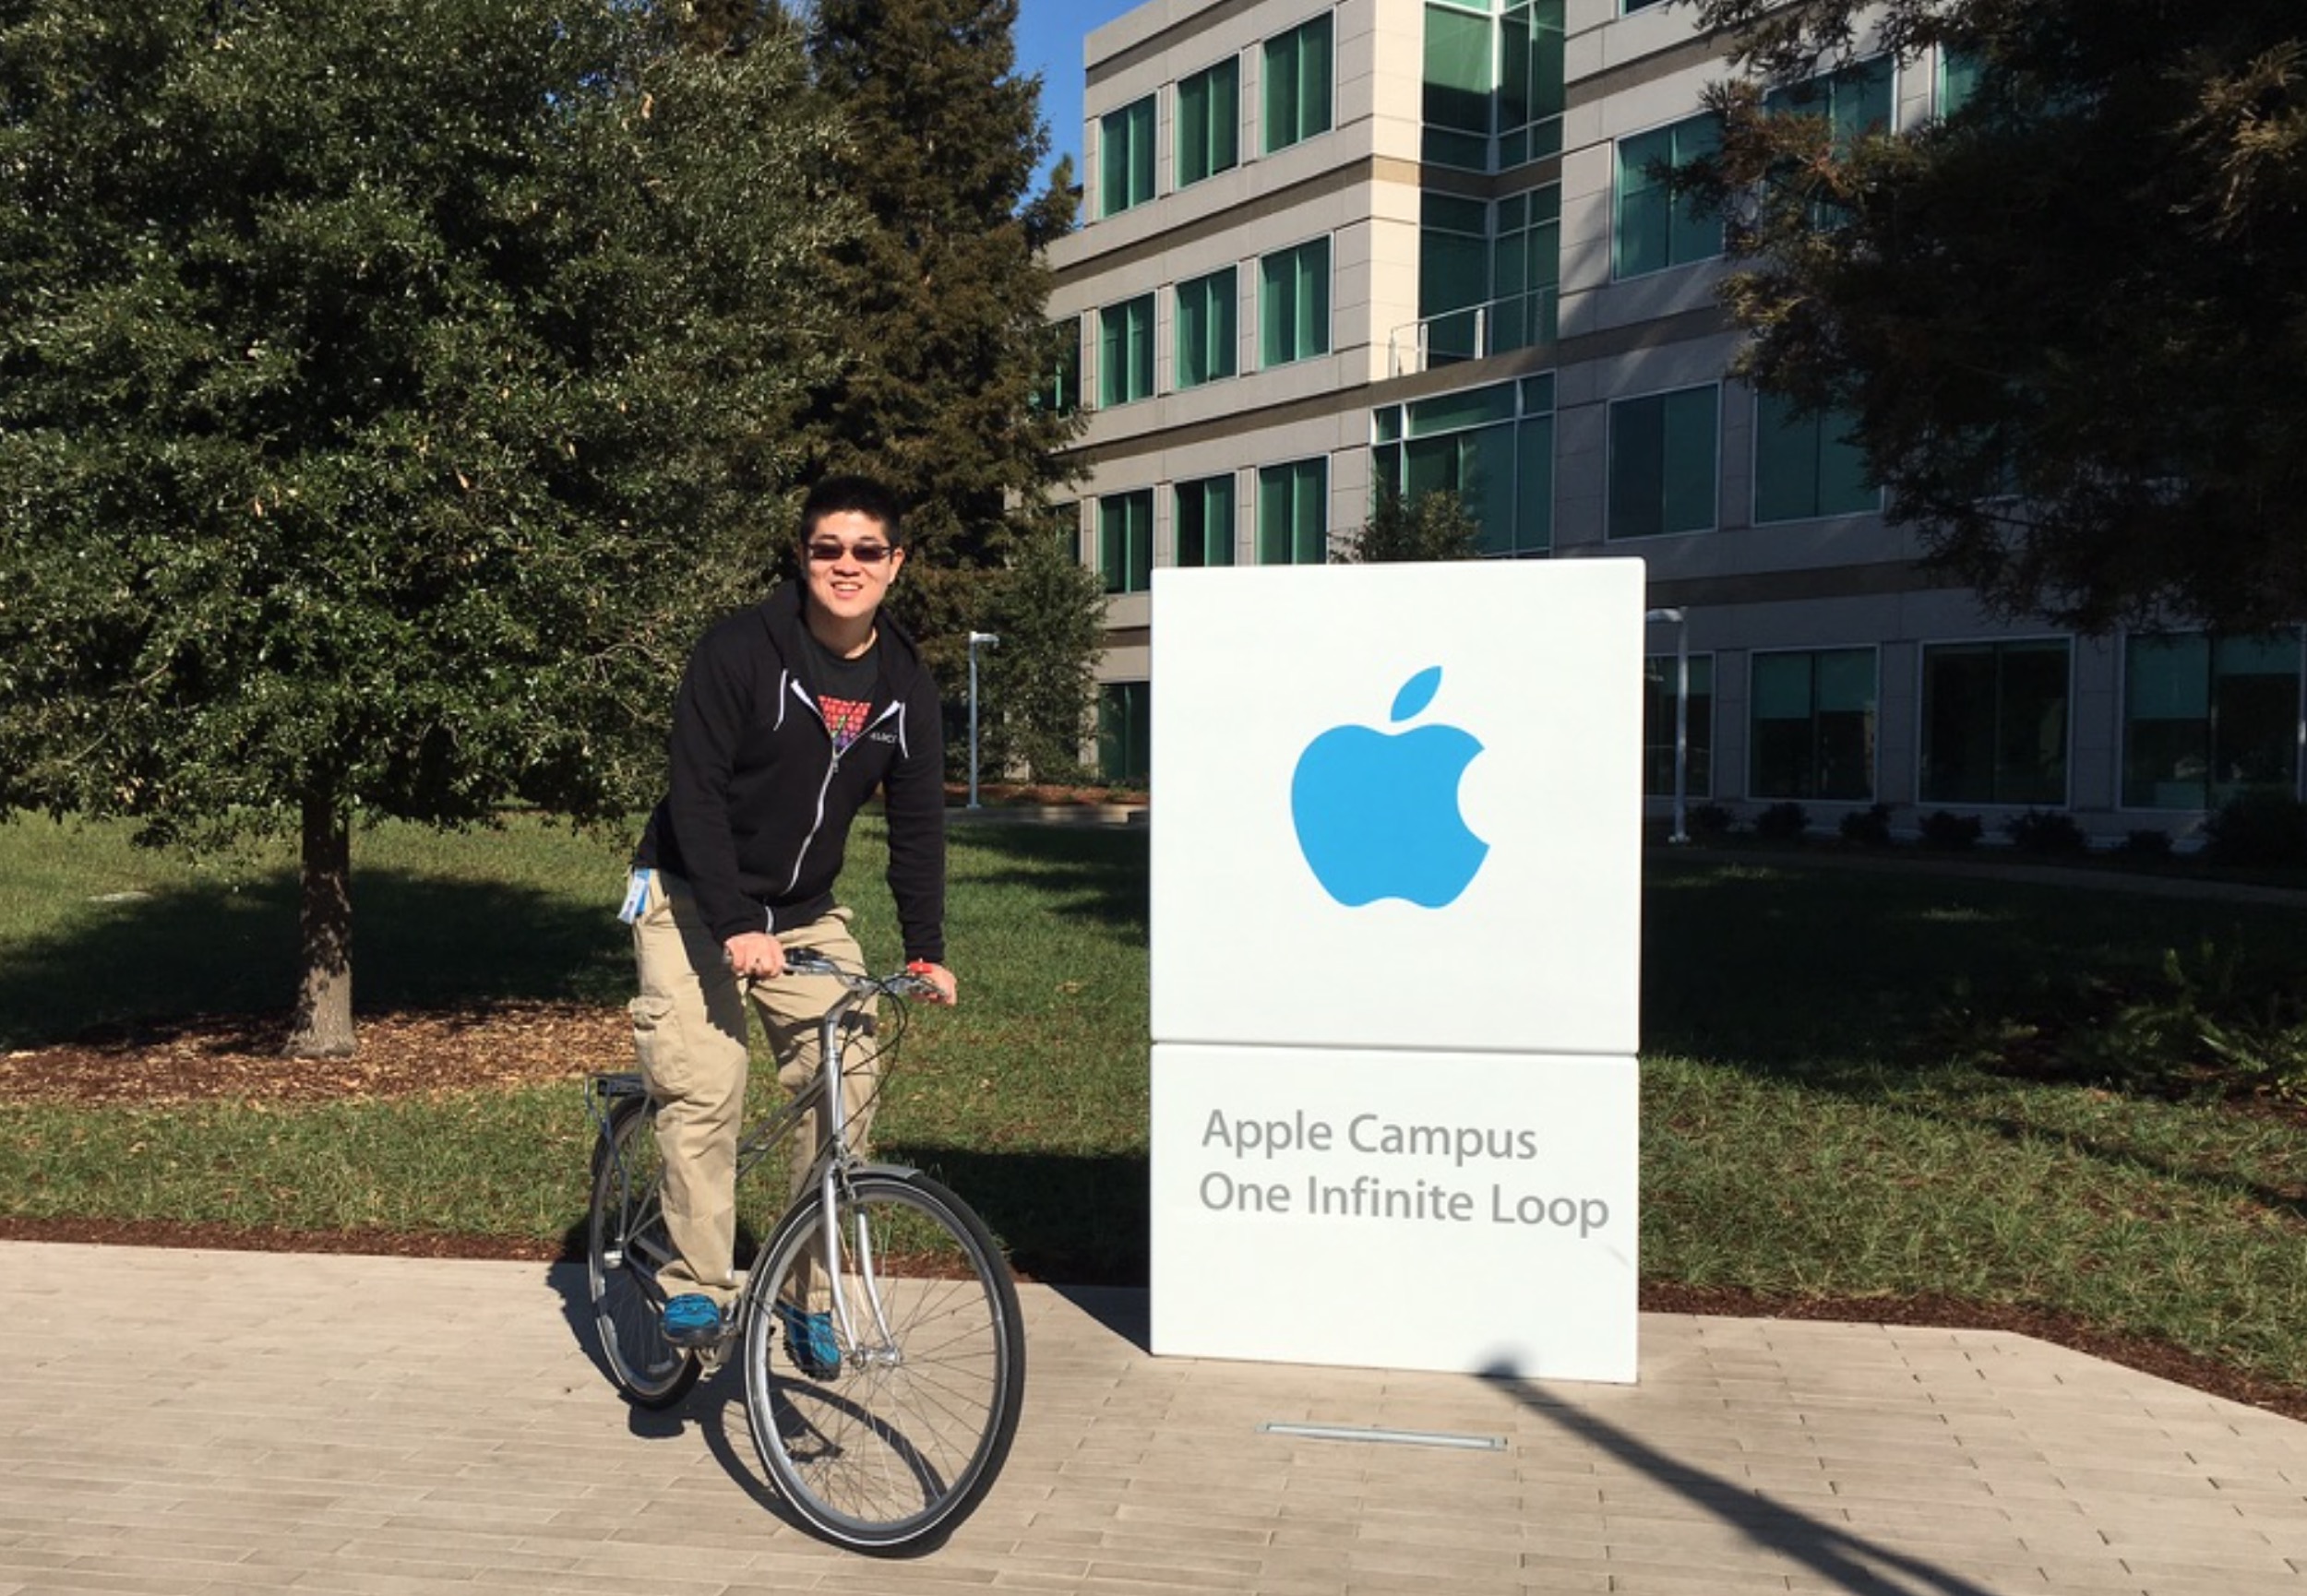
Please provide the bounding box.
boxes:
[1044,0,2305,841]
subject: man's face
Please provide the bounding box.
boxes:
[800,509,904,627]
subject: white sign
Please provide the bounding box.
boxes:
[1148,560,1646,1380]
[1150,561,1645,1057]
[1152,1044,1638,1381]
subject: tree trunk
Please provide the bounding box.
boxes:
[286,791,356,1059]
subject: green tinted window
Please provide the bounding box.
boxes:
[1175,476,1236,568]
[1921,640,2069,805]
[1097,295,1154,407]
[1614,114,1722,277]
[2123,633,2302,808]
[1753,391,1877,521]
[1098,682,1150,784]
[1644,652,1715,798]
[1100,97,1155,217]
[1423,5,1494,170]
[1257,459,1328,565]
[1175,268,1237,388]
[1098,491,1154,594]
[1177,58,1240,186]
[1263,15,1333,154]
[1259,238,1331,367]
[1751,649,1876,800]
[1608,385,1717,538]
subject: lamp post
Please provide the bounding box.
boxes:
[1644,608,1689,844]
[966,631,1000,809]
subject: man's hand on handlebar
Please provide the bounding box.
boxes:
[903,960,959,1006]
[723,931,785,981]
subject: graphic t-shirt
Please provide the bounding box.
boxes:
[801,629,880,753]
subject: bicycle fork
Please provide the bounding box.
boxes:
[811,1002,902,1369]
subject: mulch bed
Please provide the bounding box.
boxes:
[3,1003,2303,1425]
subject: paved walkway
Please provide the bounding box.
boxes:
[4,1240,2303,1594]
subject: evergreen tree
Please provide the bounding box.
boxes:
[791,0,1098,755]
[1680,0,2307,629]
[0,0,853,1054]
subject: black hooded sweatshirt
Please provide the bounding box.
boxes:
[633,581,946,962]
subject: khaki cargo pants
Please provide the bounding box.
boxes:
[627,870,879,1314]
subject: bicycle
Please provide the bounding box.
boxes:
[582,948,1025,1551]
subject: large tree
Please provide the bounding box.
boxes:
[785,0,1100,772]
[0,0,853,1054]
[1681,0,2307,630]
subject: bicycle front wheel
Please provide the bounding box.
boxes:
[586,1101,701,1409]
[741,1170,1024,1551]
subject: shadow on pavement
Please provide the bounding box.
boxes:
[1484,1364,2001,1596]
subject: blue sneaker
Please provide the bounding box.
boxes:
[776,1300,842,1379]
[661,1293,725,1349]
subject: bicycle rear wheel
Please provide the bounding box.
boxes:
[741,1169,1025,1551]
[586,1100,701,1409]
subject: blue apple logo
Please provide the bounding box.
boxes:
[1290,666,1489,908]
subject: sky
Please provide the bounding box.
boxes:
[1013,0,1148,194]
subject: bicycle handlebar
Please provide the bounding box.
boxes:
[765,946,942,1003]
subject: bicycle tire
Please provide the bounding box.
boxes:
[586,1100,702,1409]
[740,1169,1025,1550]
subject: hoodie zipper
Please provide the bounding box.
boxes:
[777,685,906,899]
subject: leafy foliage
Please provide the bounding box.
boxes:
[2204,791,2307,869]
[1333,487,1486,564]
[754,0,1100,778]
[965,520,1108,782]
[1683,0,2307,629]
[0,0,853,1047]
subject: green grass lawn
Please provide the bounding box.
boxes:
[3,814,2304,1397]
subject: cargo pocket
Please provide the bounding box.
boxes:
[628,994,685,1096]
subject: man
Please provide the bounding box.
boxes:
[623,473,957,1363]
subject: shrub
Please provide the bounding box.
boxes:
[2005,808,2089,856]
[2203,790,2307,869]
[1838,804,1895,846]
[2116,828,2173,860]
[1688,802,1737,840]
[1919,810,1983,851]
[1753,801,1809,841]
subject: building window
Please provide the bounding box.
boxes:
[1766,56,1894,226]
[1416,187,1560,364]
[1100,96,1155,217]
[1622,0,1671,10]
[1499,1,1566,166]
[1098,681,1151,785]
[1940,45,1985,117]
[1174,267,1237,389]
[1920,639,2070,806]
[1614,113,1722,278]
[1751,648,1876,801]
[1097,490,1154,595]
[1766,54,1894,141]
[1097,294,1154,408]
[1259,237,1331,367]
[1423,3,1494,170]
[1490,186,1560,351]
[1607,384,1717,539]
[1262,13,1333,155]
[1177,57,1239,187]
[1644,652,1714,798]
[1034,317,1081,416]
[1422,2,1564,172]
[1258,458,1328,565]
[1370,374,1553,556]
[1753,391,1877,522]
[1175,475,1236,567]
[2122,634,2303,809]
